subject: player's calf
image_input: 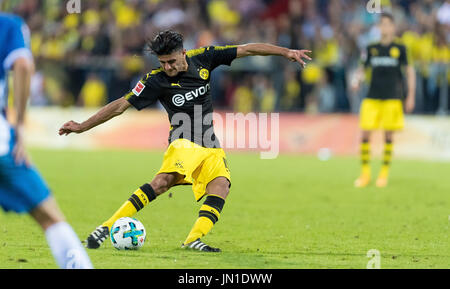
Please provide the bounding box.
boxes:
[31,198,93,268]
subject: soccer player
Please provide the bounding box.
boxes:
[0,13,93,268]
[59,31,311,251]
[351,12,415,188]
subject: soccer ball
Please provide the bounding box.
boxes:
[110,217,146,250]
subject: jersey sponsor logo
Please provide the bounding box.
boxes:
[172,94,186,106]
[172,83,211,106]
[370,56,398,67]
[199,68,209,80]
[132,81,145,96]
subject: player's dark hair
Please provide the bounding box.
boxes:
[149,30,184,55]
[380,12,394,23]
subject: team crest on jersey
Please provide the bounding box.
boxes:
[199,68,209,80]
[171,83,211,106]
[132,81,145,96]
[389,47,400,59]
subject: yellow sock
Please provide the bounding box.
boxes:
[380,142,393,178]
[102,200,137,229]
[360,141,371,176]
[379,165,389,178]
[183,216,214,245]
[361,164,371,177]
[183,196,225,245]
[102,184,157,230]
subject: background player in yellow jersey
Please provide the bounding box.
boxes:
[59,31,311,252]
[351,12,416,188]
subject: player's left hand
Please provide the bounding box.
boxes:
[285,49,312,68]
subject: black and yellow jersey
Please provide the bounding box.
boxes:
[125,45,237,148]
[363,41,409,100]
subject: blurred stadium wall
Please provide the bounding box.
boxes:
[2,0,449,159]
[20,108,450,161]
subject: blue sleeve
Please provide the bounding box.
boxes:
[2,15,32,70]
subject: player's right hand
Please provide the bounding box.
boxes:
[59,120,84,136]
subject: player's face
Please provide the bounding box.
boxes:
[379,17,396,39]
[158,49,187,77]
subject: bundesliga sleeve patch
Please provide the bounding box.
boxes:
[132,81,145,96]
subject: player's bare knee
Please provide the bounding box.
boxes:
[150,179,168,195]
[150,174,176,195]
[206,177,230,199]
[362,131,371,142]
[385,131,394,143]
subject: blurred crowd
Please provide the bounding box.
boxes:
[3,0,449,114]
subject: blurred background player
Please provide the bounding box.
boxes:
[0,13,93,269]
[351,12,416,188]
[59,30,311,252]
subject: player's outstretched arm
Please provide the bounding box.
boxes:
[59,97,131,136]
[236,43,312,67]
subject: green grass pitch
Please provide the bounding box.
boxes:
[1,148,449,268]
